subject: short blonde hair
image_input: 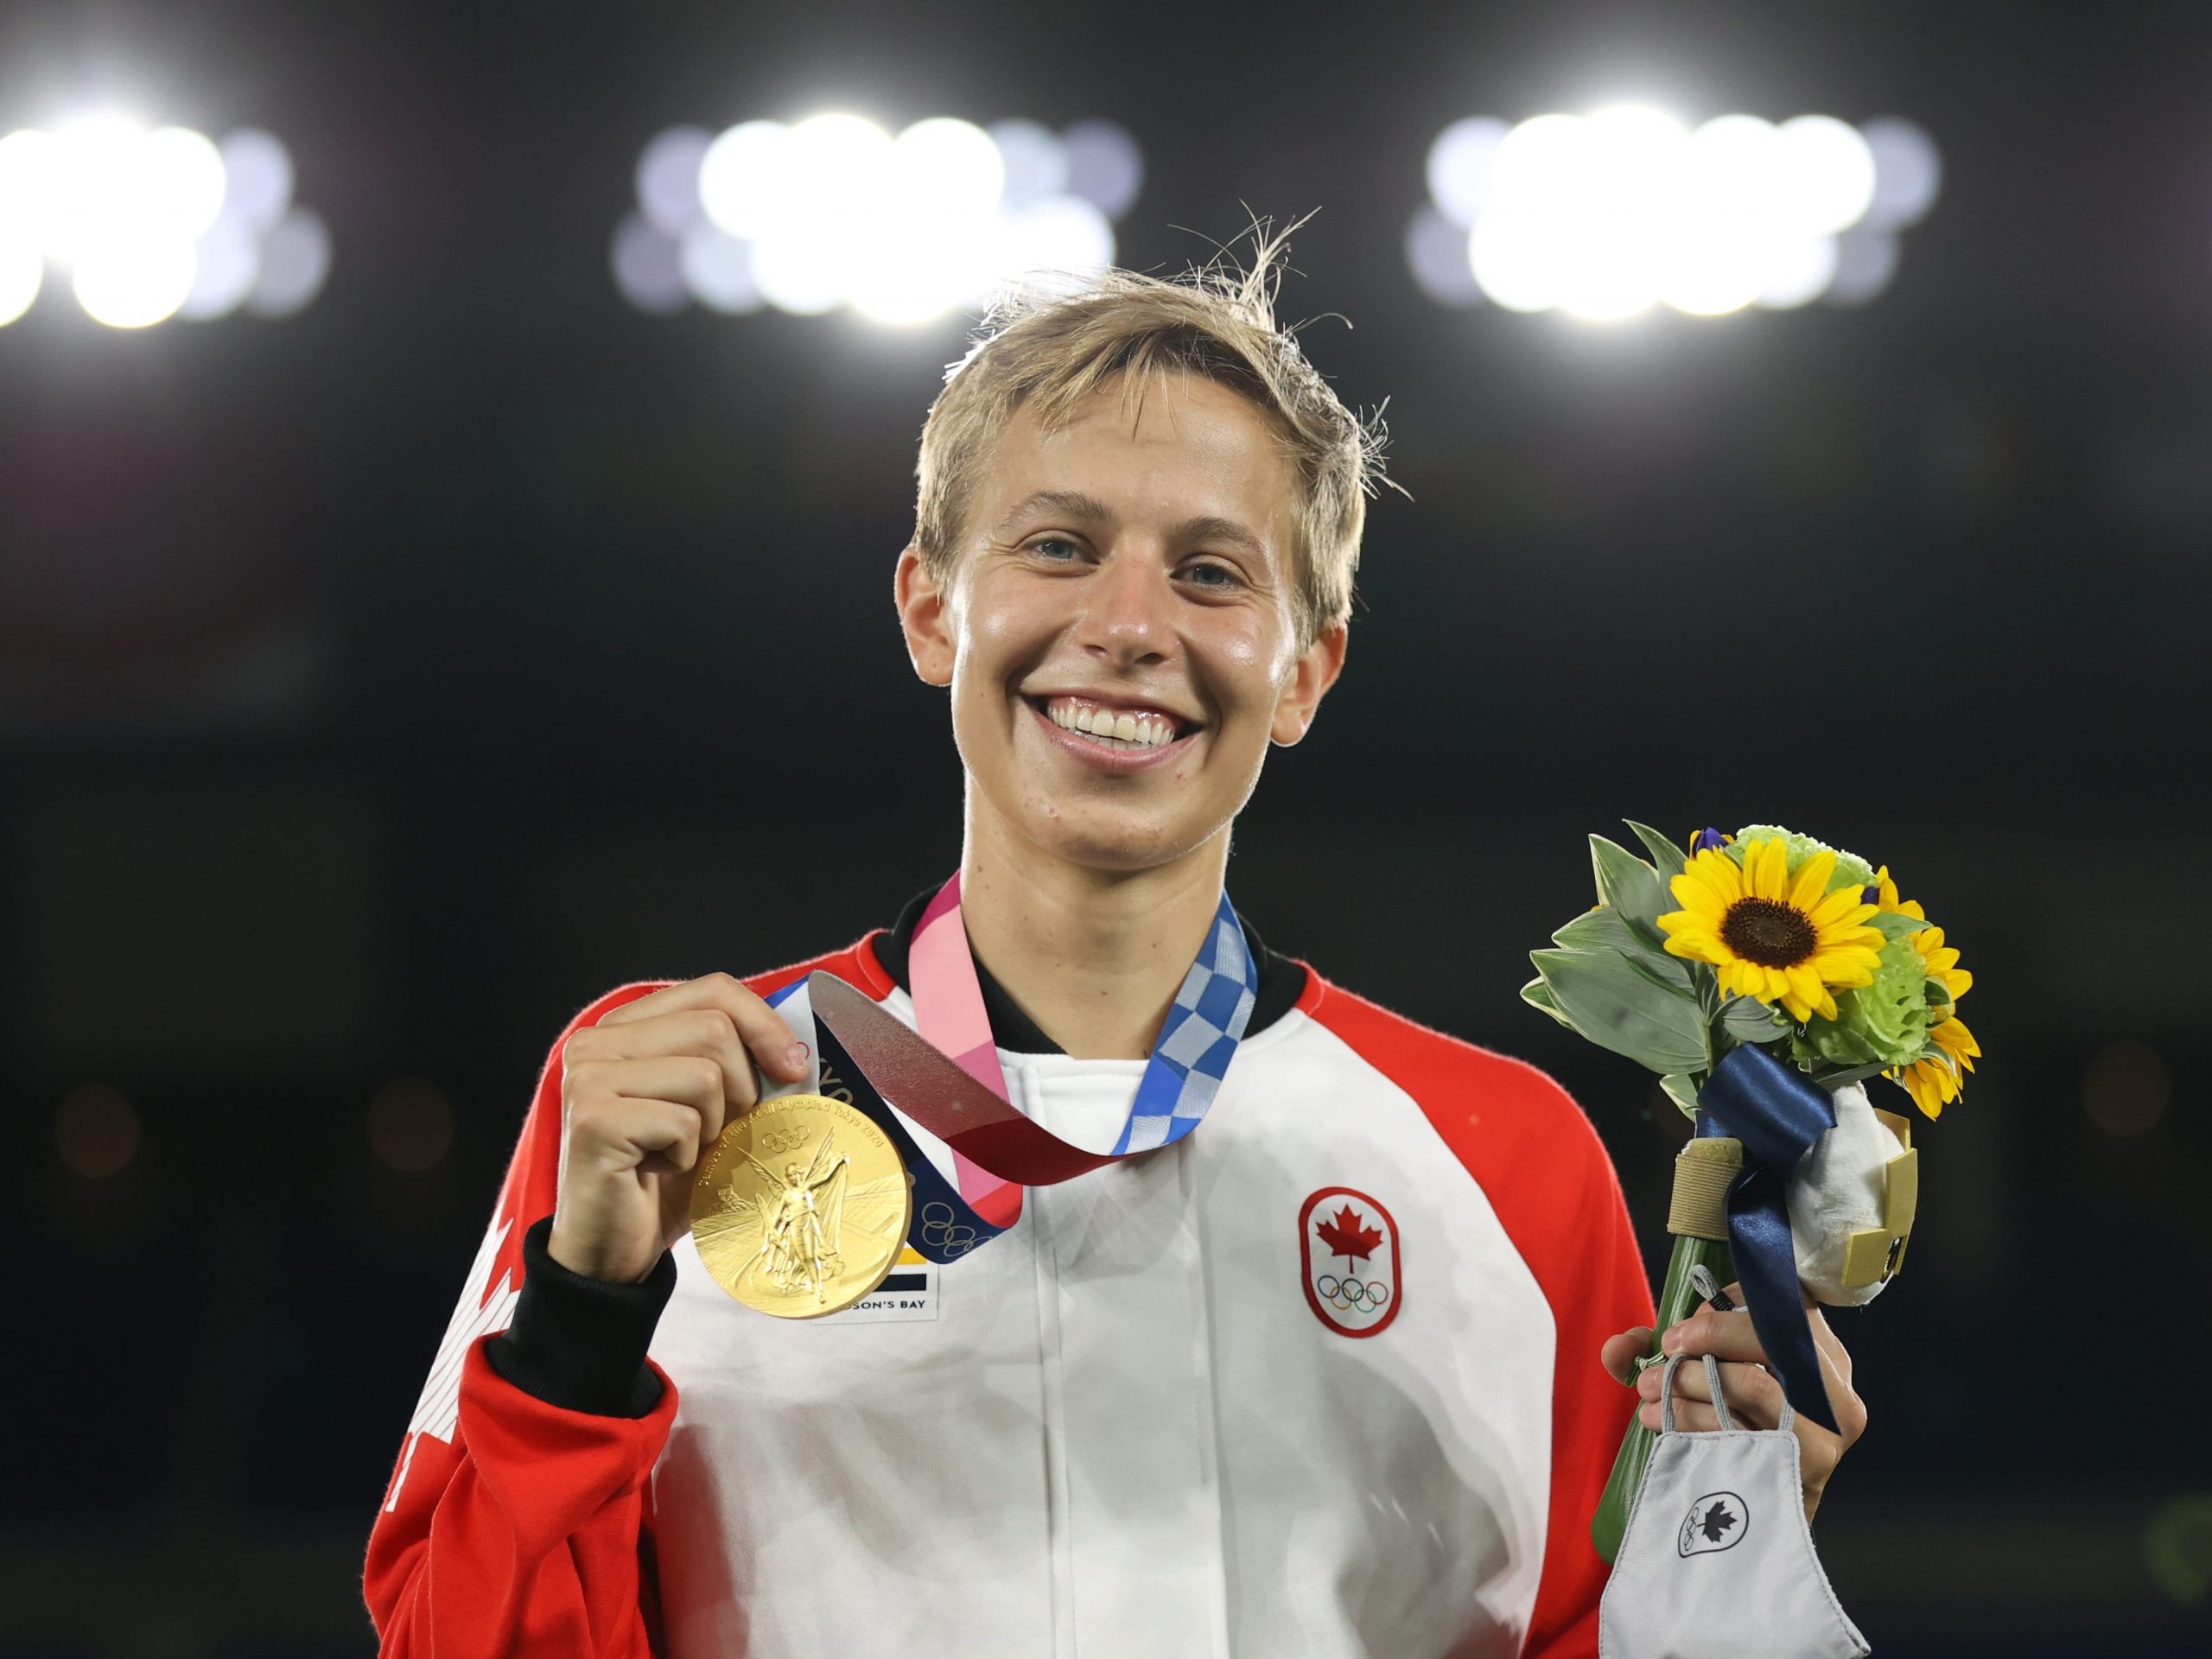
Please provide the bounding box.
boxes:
[913,232,1388,644]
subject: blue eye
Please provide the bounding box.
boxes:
[1182,561,1238,588]
[1029,537,1082,561]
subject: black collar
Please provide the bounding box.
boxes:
[870,888,1308,1057]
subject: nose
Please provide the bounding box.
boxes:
[1078,544,1175,667]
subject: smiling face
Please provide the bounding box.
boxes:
[897,372,1346,876]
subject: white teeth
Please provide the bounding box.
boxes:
[1044,700,1179,749]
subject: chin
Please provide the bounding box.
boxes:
[1014,795,1220,874]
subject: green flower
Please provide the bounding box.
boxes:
[1731,824,1874,895]
[1796,933,1938,1068]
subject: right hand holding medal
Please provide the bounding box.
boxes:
[550,975,811,1285]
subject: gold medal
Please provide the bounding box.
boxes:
[690,1093,912,1319]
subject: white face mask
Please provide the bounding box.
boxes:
[1599,1354,1869,1659]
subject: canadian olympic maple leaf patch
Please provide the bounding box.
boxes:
[1677,1490,1751,1557]
[1298,1187,1402,1337]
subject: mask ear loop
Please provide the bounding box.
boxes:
[1659,1352,1799,1435]
[1660,1352,1739,1433]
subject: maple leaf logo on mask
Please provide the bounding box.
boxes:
[1315,1204,1383,1267]
[1698,1500,1738,1544]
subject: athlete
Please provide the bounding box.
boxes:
[365,246,1866,1656]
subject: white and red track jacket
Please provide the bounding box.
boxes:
[365,917,1653,1658]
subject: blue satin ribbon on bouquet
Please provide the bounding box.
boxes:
[1694,1044,1842,1435]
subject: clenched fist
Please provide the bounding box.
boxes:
[548,975,812,1284]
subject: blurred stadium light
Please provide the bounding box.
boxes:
[1408,106,1941,321]
[0,115,328,328]
[612,111,1140,325]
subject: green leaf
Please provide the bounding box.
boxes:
[1867,911,1930,940]
[1551,906,1700,995]
[1717,995,1789,1047]
[1659,1072,1702,1119]
[1624,820,1689,884]
[1521,976,1577,1029]
[1589,836,1671,950]
[1690,956,1720,1017]
[1531,948,1712,1075]
[1624,951,1702,1002]
[1552,905,1638,952]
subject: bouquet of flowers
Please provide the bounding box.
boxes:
[1523,822,1978,1560]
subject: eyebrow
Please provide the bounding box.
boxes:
[990,491,1269,559]
[1173,515,1268,560]
[988,489,1113,540]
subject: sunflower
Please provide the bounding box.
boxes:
[1660,839,1886,1023]
[1892,1016,1980,1119]
[1871,865,1972,1005]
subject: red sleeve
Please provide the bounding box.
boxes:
[1298,976,1656,1659]
[364,981,674,1656]
[364,946,877,1655]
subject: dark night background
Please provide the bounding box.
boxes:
[3,2,2209,1654]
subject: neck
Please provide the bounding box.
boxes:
[957,798,1229,1060]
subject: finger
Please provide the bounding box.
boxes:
[568,1008,759,1121]
[1806,1305,1868,1447]
[569,1055,726,1155]
[1602,1328,1655,1386]
[1647,1356,1719,1404]
[620,1097,709,1177]
[1660,1302,1767,1365]
[1638,1397,1739,1434]
[1806,1300,1855,1389]
[1705,1280,1847,1369]
[1636,1383,1765,1433]
[1637,1357,1724,1403]
[598,973,810,1083]
[1640,1357,1785,1428]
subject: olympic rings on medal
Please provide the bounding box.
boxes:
[1313,1274,1392,1313]
[918,1200,980,1257]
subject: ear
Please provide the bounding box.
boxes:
[895,543,957,687]
[1269,621,1347,747]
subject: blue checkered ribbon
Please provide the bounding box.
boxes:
[1109,892,1259,1154]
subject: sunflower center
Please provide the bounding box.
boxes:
[1719,898,1819,968]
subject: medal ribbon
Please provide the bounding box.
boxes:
[763,976,1008,1265]
[768,872,1259,1262]
[907,878,1026,1226]
[907,872,1259,1223]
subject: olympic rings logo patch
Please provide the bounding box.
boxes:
[1313,1274,1392,1313]
[918,1200,980,1258]
[1298,1186,1403,1338]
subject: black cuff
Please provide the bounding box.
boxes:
[486,1217,677,1418]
